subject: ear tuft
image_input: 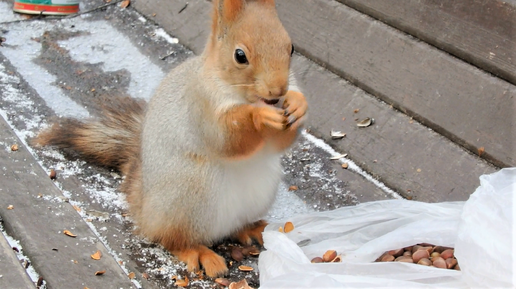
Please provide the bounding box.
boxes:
[222,0,244,22]
[211,0,244,40]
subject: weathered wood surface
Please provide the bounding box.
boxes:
[0,232,35,288]
[274,0,516,168]
[134,0,499,201]
[291,56,497,202]
[0,117,135,289]
[337,0,516,86]
[133,0,210,55]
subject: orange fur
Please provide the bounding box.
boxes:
[220,104,265,158]
[172,245,228,277]
[233,220,268,245]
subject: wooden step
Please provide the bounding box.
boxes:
[0,117,136,289]
[336,0,516,86]
[275,0,515,168]
[0,231,35,289]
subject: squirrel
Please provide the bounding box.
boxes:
[35,0,307,277]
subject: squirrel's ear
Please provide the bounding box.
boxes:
[212,0,244,26]
[211,0,244,40]
[221,0,244,22]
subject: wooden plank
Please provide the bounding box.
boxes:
[0,117,135,289]
[132,0,210,55]
[0,232,35,288]
[336,0,516,86]
[274,0,516,168]
[291,55,497,202]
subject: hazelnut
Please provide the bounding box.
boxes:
[322,250,337,262]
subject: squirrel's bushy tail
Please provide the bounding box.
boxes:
[35,96,145,175]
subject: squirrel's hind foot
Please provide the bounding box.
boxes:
[173,245,228,278]
[233,220,268,246]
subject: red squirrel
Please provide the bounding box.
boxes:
[36,0,308,277]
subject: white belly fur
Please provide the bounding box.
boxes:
[210,148,282,240]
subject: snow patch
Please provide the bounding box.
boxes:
[154,28,179,44]
[57,19,165,100]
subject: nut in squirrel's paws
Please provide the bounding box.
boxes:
[253,106,287,132]
[283,90,308,127]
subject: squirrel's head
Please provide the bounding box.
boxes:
[206,0,293,104]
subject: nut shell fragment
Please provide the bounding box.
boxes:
[242,246,260,256]
[331,255,342,263]
[91,250,102,260]
[238,265,254,272]
[284,221,294,233]
[215,278,230,287]
[94,270,106,276]
[10,144,18,151]
[357,117,374,127]
[330,130,346,139]
[330,154,348,160]
[63,230,77,238]
[229,279,252,289]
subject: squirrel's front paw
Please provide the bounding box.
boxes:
[252,106,287,133]
[283,90,308,128]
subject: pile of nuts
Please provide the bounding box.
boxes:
[375,243,460,270]
[311,249,342,263]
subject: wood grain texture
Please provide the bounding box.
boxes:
[275,0,516,168]
[292,55,497,202]
[0,117,135,289]
[336,0,516,86]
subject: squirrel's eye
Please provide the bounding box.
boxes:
[234,49,248,65]
[291,44,295,56]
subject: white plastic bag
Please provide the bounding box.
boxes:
[259,168,515,288]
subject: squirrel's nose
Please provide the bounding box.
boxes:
[268,86,286,97]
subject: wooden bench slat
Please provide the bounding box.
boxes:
[275,0,516,168]
[0,232,36,288]
[0,117,135,289]
[336,0,516,86]
[292,55,497,202]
